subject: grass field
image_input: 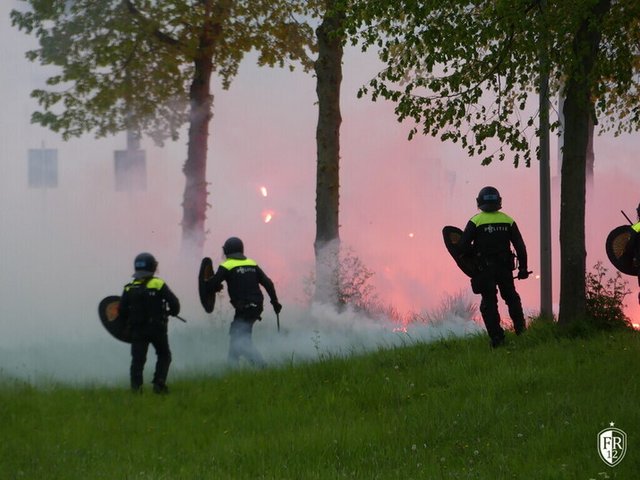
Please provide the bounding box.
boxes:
[1,321,638,479]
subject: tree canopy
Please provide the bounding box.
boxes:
[350,0,640,166]
[11,0,315,143]
[11,0,317,251]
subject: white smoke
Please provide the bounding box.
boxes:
[0,291,482,386]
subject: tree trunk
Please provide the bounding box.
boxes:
[314,2,344,305]
[182,59,212,254]
[558,87,588,323]
[181,9,217,255]
[586,115,595,190]
[557,0,610,325]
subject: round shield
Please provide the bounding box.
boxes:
[442,225,478,278]
[198,257,216,313]
[98,295,132,343]
[605,225,637,276]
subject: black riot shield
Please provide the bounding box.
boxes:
[98,295,131,343]
[442,225,478,278]
[198,257,216,313]
[605,225,637,276]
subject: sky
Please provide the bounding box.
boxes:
[1,2,639,384]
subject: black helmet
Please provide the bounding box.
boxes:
[223,237,244,256]
[133,252,157,278]
[476,186,502,212]
[636,203,640,221]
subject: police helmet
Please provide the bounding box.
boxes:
[476,186,502,212]
[133,252,157,278]
[223,237,244,256]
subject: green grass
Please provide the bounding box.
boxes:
[1,322,638,479]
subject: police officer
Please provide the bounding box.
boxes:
[119,252,180,393]
[205,237,282,367]
[458,187,529,348]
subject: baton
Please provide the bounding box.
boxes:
[174,315,187,323]
[276,312,280,332]
[621,210,633,225]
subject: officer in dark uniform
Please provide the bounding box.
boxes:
[205,237,282,367]
[458,187,529,348]
[119,252,180,393]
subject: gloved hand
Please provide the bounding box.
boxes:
[272,301,282,314]
[204,277,223,293]
[517,269,530,280]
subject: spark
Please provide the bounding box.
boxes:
[408,232,415,238]
[263,210,274,223]
[535,274,541,280]
[260,186,268,197]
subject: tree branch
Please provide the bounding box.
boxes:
[123,0,184,49]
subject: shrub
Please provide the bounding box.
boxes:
[304,245,379,312]
[585,261,633,331]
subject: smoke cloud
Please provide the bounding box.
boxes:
[1,2,639,385]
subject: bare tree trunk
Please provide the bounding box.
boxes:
[182,63,212,254]
[586,115,595,190]
[559,87,588,323]
[558,0,610,325]
[181,6,218,255]
[314,1,344,305]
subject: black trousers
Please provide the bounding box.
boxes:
[472,266,526,343]
[130,325,171,389]
[228,315,265,367]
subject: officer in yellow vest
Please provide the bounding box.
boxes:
[205,237,282,366]
[458,187,529,348]
[119,252,180,393]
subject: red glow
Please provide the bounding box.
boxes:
[204,68,640,318]
[623,301,640,330]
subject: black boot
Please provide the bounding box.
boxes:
[131,383,143,394]
[152,382,169,394]
[490,335,505,349]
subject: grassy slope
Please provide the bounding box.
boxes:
[1,324,638,479]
